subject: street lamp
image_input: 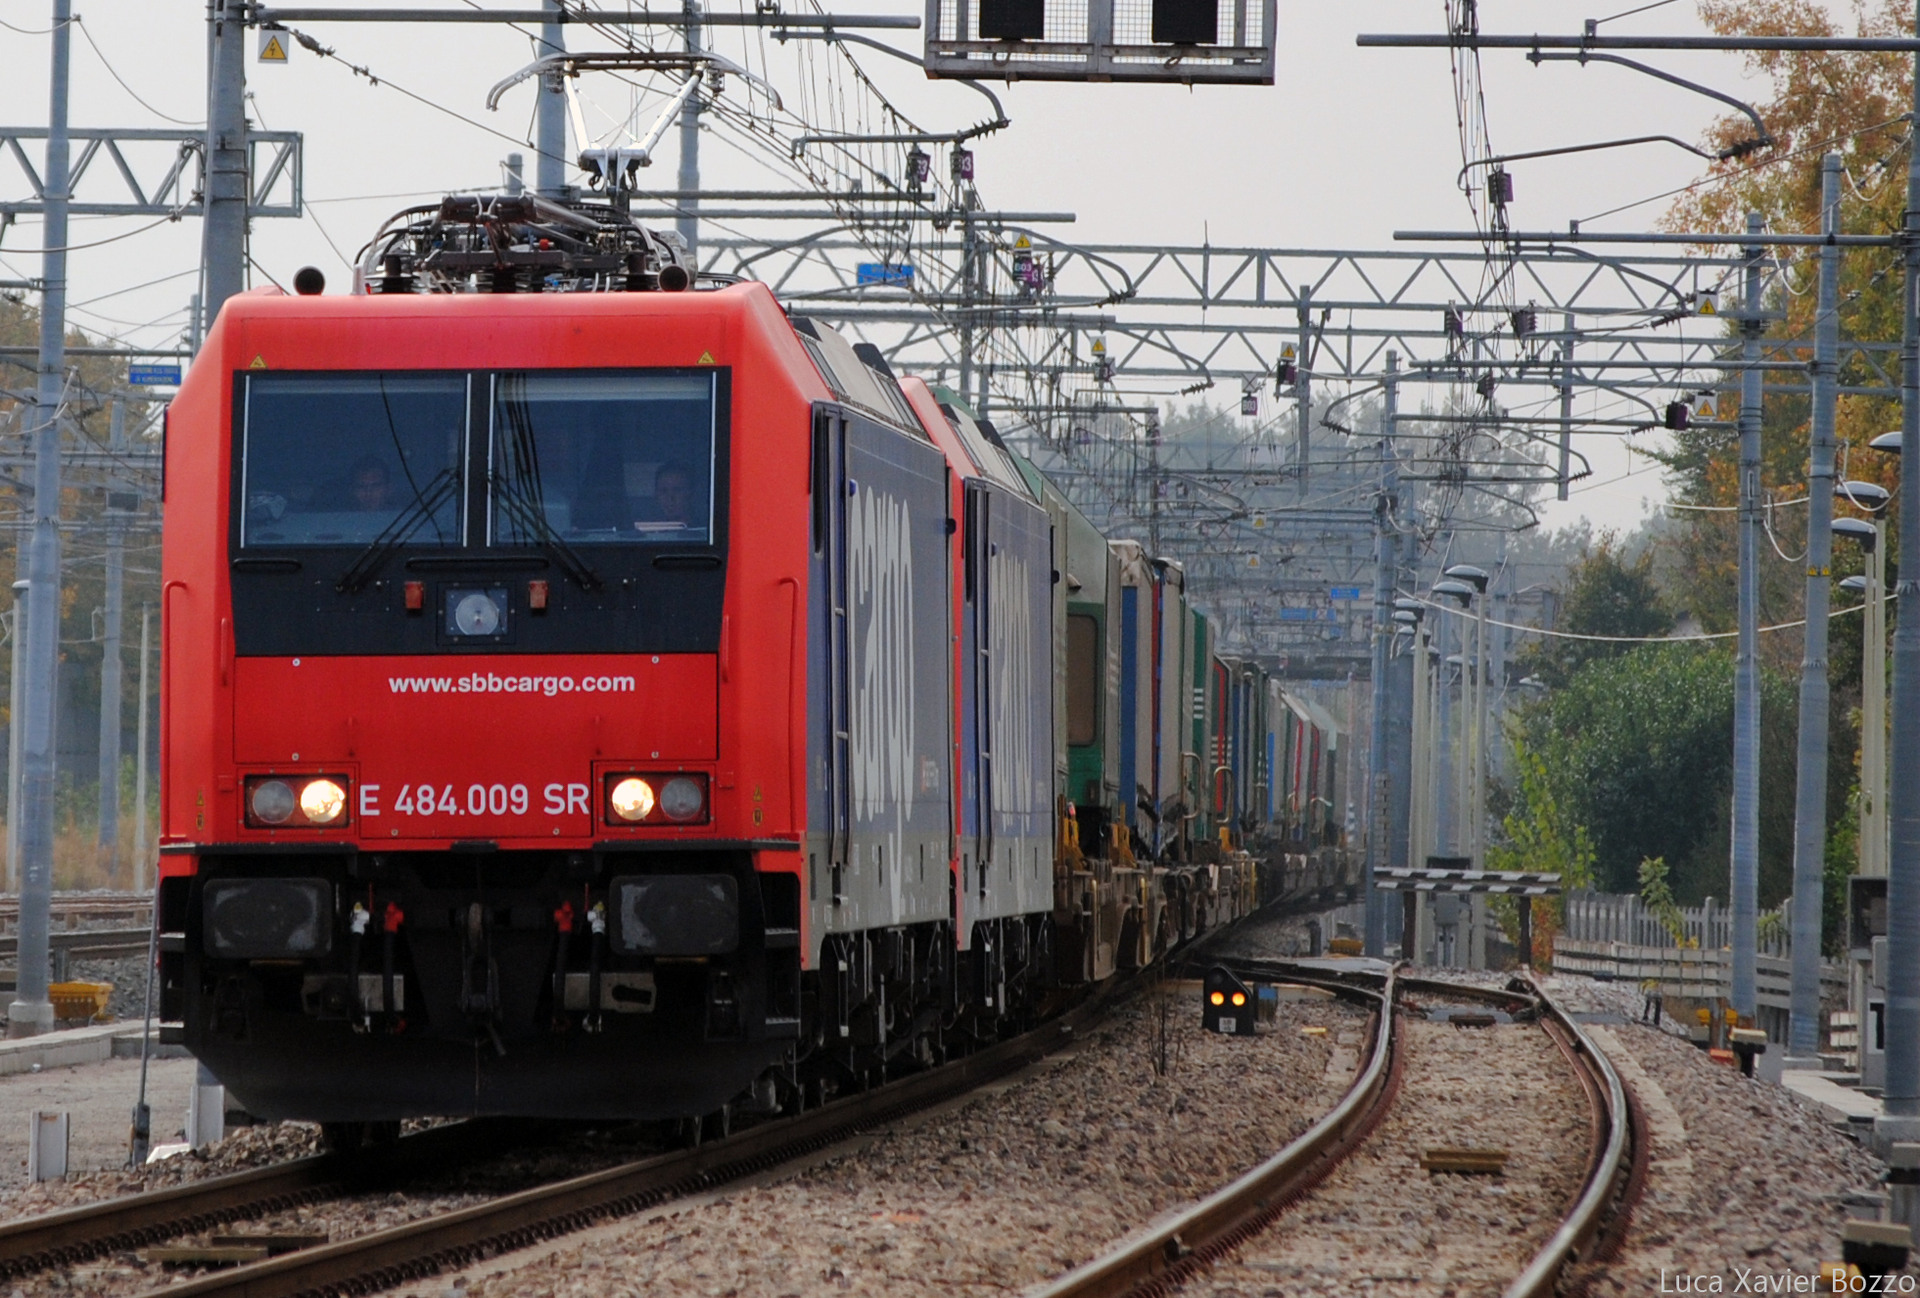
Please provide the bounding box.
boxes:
[1441,567,1491,875]
[1835,482,1892,885]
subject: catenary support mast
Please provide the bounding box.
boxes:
[1730,211,1765,1021]
[12,0,74,1037]
[1882,0,1920,1118]
[1788,155,1843,1056]
[1365,353,1399,956]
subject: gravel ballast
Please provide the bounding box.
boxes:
[1187,1005,1590,1298]
[413,986,1366,1298]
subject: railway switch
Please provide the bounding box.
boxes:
[1202,966,1257,1036]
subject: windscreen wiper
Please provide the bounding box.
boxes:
[490,479,602,591]
[336,468,461,594]
[493,375,602,591]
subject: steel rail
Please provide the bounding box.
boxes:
[1031,964,1638,1298]
[1030,966,1403,1298]
[0,1120,497,1279]
[127,982,1130,1298]
[1502,977,1638,1298]
[0,926,154,960]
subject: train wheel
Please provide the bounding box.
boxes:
[320,1120,399,1156]
[676,1115,704,1149]
[320,1122,366,1155]
[703,1104,732,1142]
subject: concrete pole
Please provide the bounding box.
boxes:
[1469,593,1488,968]
[1885,0,1920,1121]
[1386,629,1413,956]
[1787,154,1843,1058]
[13,0,75,1036]
[1490,553,1509,783]
[1557,315,1574,501]
[1295,286,1312,500]
[676,0,702,259]
[1730,212,1766,1022]
[1409,620,1429,868]
[1405,622,1428,962]
[1471,594,1487,861]
[97,406,125,863]
[132,604,151,896]
[202,0,249,319]
[1364,353,1400,957]
[1866,536,1888,877]
[6,581,24,895]
[1435,610,1455,856]
[535,0,568,197]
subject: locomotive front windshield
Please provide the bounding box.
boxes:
[240,374,467,547]
[237,370,719,550]
[491,373,716,545]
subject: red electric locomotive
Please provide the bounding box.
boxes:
[157,193,1056,1131]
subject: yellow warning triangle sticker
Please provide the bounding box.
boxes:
[1015,235,1032,249]
[249,355,268,370]
[697,351,716,365]
[1281,344,1297,360]
[1699,299,1716,315]
[259,34,287,61]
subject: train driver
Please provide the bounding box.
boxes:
[348,456,396,514]
[634,461,706,540]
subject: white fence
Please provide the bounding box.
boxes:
[1553,889,1842,1020]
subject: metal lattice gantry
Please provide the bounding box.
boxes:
[696,224,1883,667]
[0,127,304,218]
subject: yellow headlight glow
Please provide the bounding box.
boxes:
[610,777,656,822]
[299,778,347,825]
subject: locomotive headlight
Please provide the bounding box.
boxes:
[658,776,705,822]
[245,774,353,829]
[610,777,656,822]
[300,778,347,825]
[249,779,297,825]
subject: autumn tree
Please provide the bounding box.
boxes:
[1660,0,1908,638]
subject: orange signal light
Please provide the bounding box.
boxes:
[1209,991,1225,1006]
[1231,992,1247,1007]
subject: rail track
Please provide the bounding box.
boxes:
[0,1120,516,1280]
[1031,963,1643,1298]
[0,973,1133,1298]
[0,926,154,963]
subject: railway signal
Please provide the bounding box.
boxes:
[1202,966,1258,1036]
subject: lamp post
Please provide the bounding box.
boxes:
[1444,563,1492,869]
[1394,607,1424,961]
[1434,577,1482,967]
[1836,478,1892,1091]
[1837,479,1892,881]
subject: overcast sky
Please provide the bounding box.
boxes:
[0,0,1816,535]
